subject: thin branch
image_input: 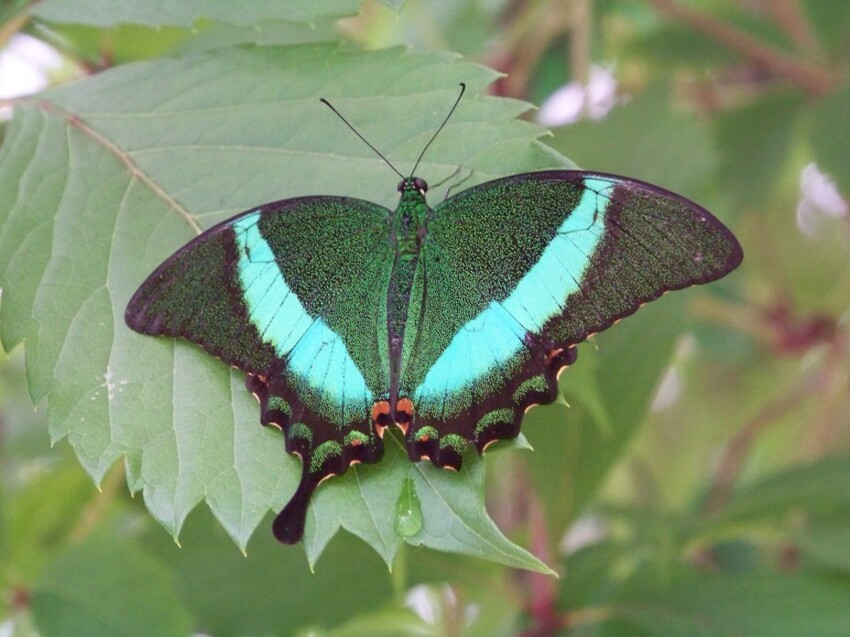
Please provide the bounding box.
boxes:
[764,0,823,59]
[800,331,850,457]
[648,0,835,95]
[570,0,592,87]
[0,6,29,47]
[492,2,570,97]
[703,362,830,515]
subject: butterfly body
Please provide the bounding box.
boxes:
[127,168,742,545]
[386,178,431,422]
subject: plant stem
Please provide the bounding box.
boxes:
[391,543,408,606]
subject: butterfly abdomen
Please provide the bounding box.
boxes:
[386,186,430,420]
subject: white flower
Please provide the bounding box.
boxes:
[0,33,63,118]
[537,64,619,127]
[560,515,607,555]
[405,584,478,626]
[796,163,848,238]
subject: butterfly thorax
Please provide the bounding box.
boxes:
[387,180,431,413]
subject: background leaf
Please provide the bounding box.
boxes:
[140,510,397,636]
[30,532,192,637]
[606,569,850,636]
[810,84,850,193]
[376,0,407,11]
[30,0,362,28]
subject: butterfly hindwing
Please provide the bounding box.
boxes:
[126,196,394,542]
[400,171,742,465]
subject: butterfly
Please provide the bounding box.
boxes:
[125,84,743,544]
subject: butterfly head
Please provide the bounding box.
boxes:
[398,177,428,196]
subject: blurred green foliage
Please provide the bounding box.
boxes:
[1,0,849,635]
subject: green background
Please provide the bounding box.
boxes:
[1,0,849,635]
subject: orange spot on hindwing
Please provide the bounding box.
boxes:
[371,400,391,424]
[395,397,414,434]
[371,400,391,438]
[546,347,564,365]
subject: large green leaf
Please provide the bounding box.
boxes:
[0,44,567,567]
[30,0,362,27]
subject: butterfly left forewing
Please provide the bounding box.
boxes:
[126,196,394,543]
[125,210,277,374]
[400,171,742,466]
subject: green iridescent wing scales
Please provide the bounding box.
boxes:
[126,196,393,543]
[400,171,742,467]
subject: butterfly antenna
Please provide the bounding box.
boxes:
[410,82,466,178]
[319,97,405,180]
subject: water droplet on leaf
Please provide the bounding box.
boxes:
[395,475,422,537]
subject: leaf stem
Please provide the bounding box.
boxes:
[391,542,408,606]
